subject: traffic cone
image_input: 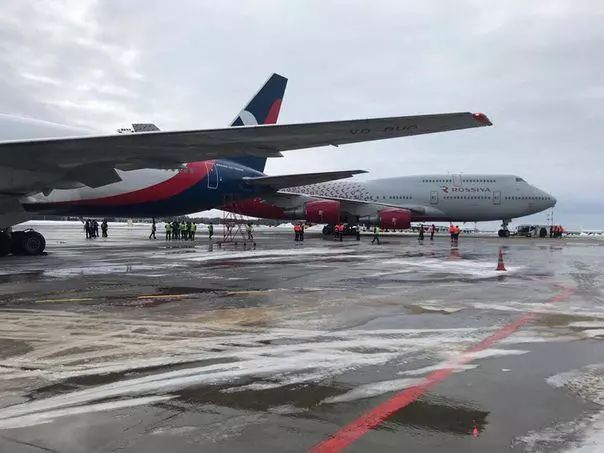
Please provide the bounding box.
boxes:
[496,248,506,271]
[472,424,479,438]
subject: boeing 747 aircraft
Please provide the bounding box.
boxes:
[0,73,492,256]
[223,174,556,237]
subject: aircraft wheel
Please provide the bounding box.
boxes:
[19,230,46,255]
[0,232,11,257]
[322,225,334,235]
[498,229,510,238]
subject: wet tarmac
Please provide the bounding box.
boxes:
[0,222,603,452]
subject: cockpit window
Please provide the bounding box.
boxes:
[515,177,526,182]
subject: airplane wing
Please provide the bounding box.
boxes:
[0,112,491,175]
[267,191,428,215]
[243,170,367,190]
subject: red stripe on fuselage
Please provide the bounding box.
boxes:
[46,161,212,207]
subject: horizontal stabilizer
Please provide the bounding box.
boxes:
[132,123,160,132]
[243,170,367,190]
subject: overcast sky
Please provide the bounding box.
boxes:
[1,0,602,228]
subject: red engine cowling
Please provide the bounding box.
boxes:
[305,200,341,224]
[379,208,411,230]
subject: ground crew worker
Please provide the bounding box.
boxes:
[299,223,304,242]
[101,219,108,238]
[246,222,254,241]
[165,221,172,240]
[419,224,425,241]
[294,223,301,241]
[371,225,380,244]
[449,223,455,243]
[337,223,344,241]
[191,222,197,240]
[171,220,179,240]
[430,224,436,241]
[84,219,91,239]
[454,225,461,244]
[180,221,187,240]
[149,219,157,239]
[208,222,214,240]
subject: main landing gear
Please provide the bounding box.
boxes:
[322,224,361,240]
[0,229,46,257]
[498,219,511,238]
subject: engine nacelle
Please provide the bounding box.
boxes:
[360,208,411,229]
[305,200,341,224]
[378,208,412,229]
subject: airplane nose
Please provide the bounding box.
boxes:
[549,195,557,207]
[543,191,556,208]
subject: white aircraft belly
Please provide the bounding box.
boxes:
[30,168,179,203]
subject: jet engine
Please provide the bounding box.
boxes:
[360,208,412,229]
[285,200,341,224]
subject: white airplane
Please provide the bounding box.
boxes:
[225,174,556,237]
[0,73,492,256]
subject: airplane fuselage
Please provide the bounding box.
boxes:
[23,160,266,217]
[249,174,557,223]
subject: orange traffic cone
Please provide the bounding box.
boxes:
[472,424,479,438]
[496,248,506,271]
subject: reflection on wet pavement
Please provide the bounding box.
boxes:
[0,223,602,452]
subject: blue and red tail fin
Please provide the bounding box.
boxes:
[228,73,287,172]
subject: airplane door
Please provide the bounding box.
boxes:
[430,190,438,205]
[206,162,219,189]
[493,190,501,205]
[453,174,462,187]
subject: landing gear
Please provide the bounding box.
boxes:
[0,229,46,256]
[498,219,511,238]
[322,224,334,235]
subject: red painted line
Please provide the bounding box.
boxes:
[311,286,575,452]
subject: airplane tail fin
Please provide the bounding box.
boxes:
[228,73,287,172]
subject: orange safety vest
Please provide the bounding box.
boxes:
[449,225,455,234]
[294,224,301,232]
